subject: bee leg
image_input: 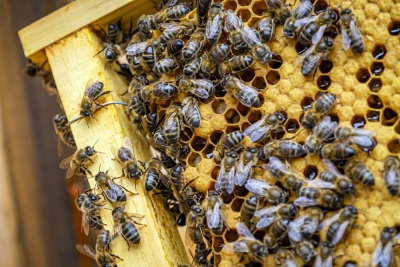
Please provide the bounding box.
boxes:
[122,235,131,250]
[118,183,138,195]
[110,252,123,261]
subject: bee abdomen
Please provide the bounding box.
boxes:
[122,222,140,244]
[145,168,160,191]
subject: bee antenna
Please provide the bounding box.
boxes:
[92,139,100,149]
[68,115,84,126]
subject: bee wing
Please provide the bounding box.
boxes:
[123,137,135,155]
[350,20,362,43]
[191,79,213,99]
[206,13,221,40]
[350,135,376,148]
[287,259,300,267]
[352,128,376,137]
[380,241,394,267]
[236,222,255,240]
[245,179,269,195]
[76,244,96,259]
[215,164,225,192]
[66,165,78,179]
[294,196,318,207]
[190,88,209,99]
[59,154,74,169]
[226,166,236,194]
[288,215,307,243]
[207,203,221,228]
[321,159,342,176]
[235,161,252,186]
[294,15,317,28]
[292,0,313,19]
[104,184,119,202]
[126,42,147,56]
[234,83,259,108]
[256,215,277,229]
[82,212,90,236]
[110,145,122,162]
[242,26,262,47]
[341,24,351,51]
[56,136,63,157]
[317,211,341,231]
[321,256,333,267]
[254,205,279,218]
[307,179,336,189]
[233,240,250,253]
[312,25,327,45]
[385,165,398,187]
[330,221,350,245]
[372,240,383,265]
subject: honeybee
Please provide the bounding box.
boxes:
[163,105,183,145]
[144,111,160,134]
[76,230,121,267]
[291,0,313,20]
[160,150,177,169]
[244,111,286,143]
[245,179,287,204]
[159,21,196,45]
[383,156,400,196]
[258,14,277,43]
[265,156,304,192]
[176,75,215,99]
[240,195,258,229]
[182,96,201,128]
[320,159,355,195]
[183,56,203,77]
[259,141,306,160]
[297,8,339,45]
[344,159,375,186]
[186,203,206,244]
[192,242,213,267]
[265,0,290,24]
[221,75,260,108]
[334,126,376,152]
[223,9,243,32]
[94,170,132,206]
[275,249,298,267]
[140,81,178,102]
[206,190,225,235]
[126,40,161,57]
[282,17,299,39]
[182,29,206,61]
[313,242,335,267]
[254,203,298,229]
[319,143,357,160]
[206,3,224,45]
[252,43,274,64]
[112,137,144,183]
[75,190,105,235]
[197,0,213,27]
[128,92,147,116]
[59,141,99,178]
[79,80,110,119]
[304,116,337,154]
[96,43,121,63]
[213,130,244,163]
[153,57,179,75]
[264,218,291,249]
[235,147,258,186]
[141,44,158,70]
[165,2,193,20]
[301,93,337,129]
[340,8,364,53]
[144,158,164,191]
[301,36,334,76]
[372,227,400,267]
[169,163,185,192]
[112,206,144,248]
[200,43,230,78]
[216,151,238,195]
[167,39,185,57]
[53,114,76,156]
[295,240,316,264]
[229,29,246,50]
[225,222,268,261]
[294,187,342,210]
[288,207,323,243]
[217,55,254,77]
[319,205,358,245]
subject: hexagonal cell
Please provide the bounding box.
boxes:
[225,229,239,242]
[236,185,249,197]
[388,139,400,154]
[236,8,251,23]
[239,69,256,82]
[395,121,400,134]
[285,118,300,133]
[370,62,384,76]
[222,0,237,11]
[237,0,252,6]
[351,115,366,128]
[180,127,193,142]
[304,165,318,180]
[187,152,202,167]
[211,166,220,180]
[317,75,331,90]
[270,127,286,140]
[247,17,260,27]
[252,0,268,16]
[214,83,227,97]
[329,113,339,123]
[212,100,227,114]
[382,108,398,126]
[191,136,207,151]
[221,193,234,204]
[269,54,283,69]
[258,94,265,107]
[248,110,262,123]
[266,70,281,85]
[252,76,267,90]
[356,68,371,83]
[367,95,383,109]
[301,96,314,110]
[295,42,311,55]
[225,109,241,124]
[202,144,215,159]
[210,131,223,145]
[366,110,380,122]
[241,122,251,132]
[368,78,382,93]
[214,255,221,267]
[231,198,244,212]
[388,21,400,35]
[319,59,333,74]
[226,126,240,133]
[158,99,171,108]
[372,45,387,60]
[314,0,328,14]
[237,103,250,116]
[213,237,225,253]
[253,230,266,241]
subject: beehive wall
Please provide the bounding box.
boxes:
[149,0,400,266]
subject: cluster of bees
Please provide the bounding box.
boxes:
[23,0,400,266]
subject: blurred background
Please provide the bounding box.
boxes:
[0,0,96,266]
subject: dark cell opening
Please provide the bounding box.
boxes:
[388,139,400,154]
[223,0,237,11]
[225,229,239,242]
[285,119,300,133]
[329,113,339,123]
[252,76,267,91]
[370,62,384,76]
[366,110,380,122]
[372,44,387,60]
[213,255,221,267]
[266,70,281,85]
[356,68,371,83]
[382,108,398,126]
[253,230,266,241]
[225,109,241,124]
[231,198,244,212]
[317,75,331,90]
[226,126,240,133]
[395,121,400,134]
[248,110,262,123]
[180,127,193,142]
[191,136,207,151]
[187,152,201,167]
[314,0,328,13]
[388,21,400,35]
[368,78,382,93]
[252,0,269,16]
[240,69,256,82]
[238,0,252,6]
[221,193,234,204]
[210,131,223,145]
[304,165,318,180]
[269,54,283,69]
[237,103,250,116]
[301,96,314,110]
[367,95,383,109]
[270,126,286,140]
[215,83,227,97]
[351,115,366,128]
[202,144,215,159]
[319,59,333,73]
[236,185,249,197]
[211,166,220,180]
[212,100,227,114]
[258,94,265,107]
[237,8,251,22]
[213,237,225,253]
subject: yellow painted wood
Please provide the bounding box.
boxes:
[45,27,189,267]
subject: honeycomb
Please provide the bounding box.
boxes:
[144,0,400,266]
